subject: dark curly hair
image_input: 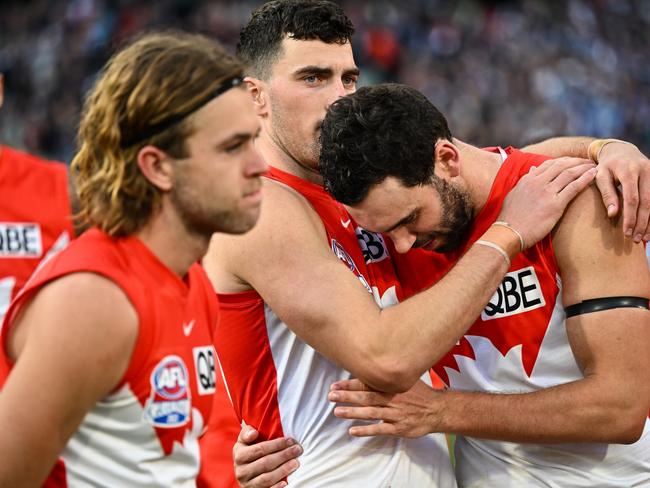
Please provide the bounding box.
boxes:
[237,0,354,79]
[320,83,453,205]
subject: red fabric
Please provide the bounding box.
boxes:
[0,145,72,309]
[197,365,240,488]
[198,292,274,488]
[1,228,220,485]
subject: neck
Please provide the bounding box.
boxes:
[255,129,323,185]
[453,138,503,213]
[135,205,209,278]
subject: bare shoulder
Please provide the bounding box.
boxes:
[205,177,332,291]
[553,185,630,256]
[552,185,649,303]
[9,272,138,366]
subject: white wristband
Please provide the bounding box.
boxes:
[475,239,511,268]
[492,221,525,251]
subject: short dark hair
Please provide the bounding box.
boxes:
[237,0,354,79]
[320,83,453,205]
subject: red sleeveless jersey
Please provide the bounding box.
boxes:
[0,228,220,487]
[0,145,72,319]
[394,147,650,486]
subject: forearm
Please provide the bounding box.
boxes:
[366,234,517,391]
[522,136,594,158]
[435,379,646,444]
[0,438,56,488]
[0,384,64,487]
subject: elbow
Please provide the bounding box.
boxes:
[594,403,648,444]
[356,355,422,394]
[607,413,647,445]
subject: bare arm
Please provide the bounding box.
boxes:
[0,273,138,486]
[205,158,594,393]
[522,136,594,158]
[523,136,650,241]
[330,186,650,443]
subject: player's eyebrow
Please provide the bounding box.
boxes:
[292,66,360,78]
[292,66,333,78]
[216,127,261,149]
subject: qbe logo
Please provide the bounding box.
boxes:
[193,345,217,395]
[143,355,191,428]
[0,223,42,258]
[481,266,545,321]
[356,228,388,264]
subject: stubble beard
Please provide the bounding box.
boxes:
[428,177,475,253]
[170,181,258,239]
[269,96,321,173]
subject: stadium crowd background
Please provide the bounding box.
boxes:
[0,0,649,164]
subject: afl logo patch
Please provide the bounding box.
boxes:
[143,355,191,428]
[331,239,372,293]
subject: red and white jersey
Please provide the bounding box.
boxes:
[399,148,650,487]
[0,146,72,320]
[0,228,220,487]
[197,363,240,488]
[212,166,456,487]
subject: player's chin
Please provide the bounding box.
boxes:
[233,207,263,234]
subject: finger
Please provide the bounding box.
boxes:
[532,157,593,181]
[618,168,640,239]
[594,167,620,218]
[349,422,396,437]
[234,436,299,464]
[333,405,399,423]
[330,378,366,391]
[633,173,650,242]
[547,163,596,194]
[238,425,259,444]
[240,458,300,488]
[328,389,389,406]
[269,481,289,488]
[620,166,650,242]
[555,167,598,205]
[236,445,302,485]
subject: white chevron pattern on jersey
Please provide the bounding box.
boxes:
[60,384,205,487]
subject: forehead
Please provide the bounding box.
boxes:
[271,37,356,75]
[190,87,258,139]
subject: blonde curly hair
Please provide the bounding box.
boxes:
[71,31,244,236]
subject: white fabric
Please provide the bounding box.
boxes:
[263,304,457,488]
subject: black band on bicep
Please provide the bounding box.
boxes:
[564,296,649,318]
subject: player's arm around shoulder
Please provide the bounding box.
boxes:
[0,273,138,487]
[204,178,397,390]
[552,184,650,443]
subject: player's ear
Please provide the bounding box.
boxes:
[244,76,267,117]
[434,139,460,178]
[137,145,174,192]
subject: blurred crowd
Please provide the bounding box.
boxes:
[1,0,649,163]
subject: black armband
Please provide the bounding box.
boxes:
[565,296,649,318]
